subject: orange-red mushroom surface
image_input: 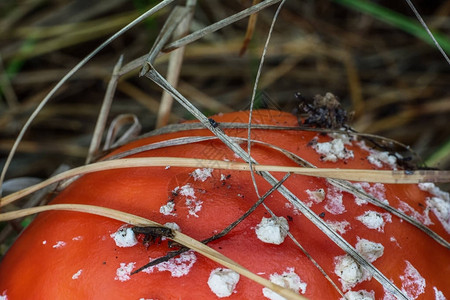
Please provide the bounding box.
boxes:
[0,110,448,299]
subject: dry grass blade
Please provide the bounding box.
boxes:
[103,114,142,150]
[106,137,218,160]
[404,0,450,64]
[156,0,196,128]
[5,156,448,208]
[138,122,421,158]
[86,55,123,164]
[141,6,190,72]
[0,204,307,300]
[246,0,286,208]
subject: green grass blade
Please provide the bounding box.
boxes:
[334,0,450,54]
[425,138,450,167]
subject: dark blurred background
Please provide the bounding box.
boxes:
[1,0,449,181]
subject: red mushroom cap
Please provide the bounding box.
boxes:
[0,110,448,299]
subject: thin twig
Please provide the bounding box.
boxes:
[132,173,290,275]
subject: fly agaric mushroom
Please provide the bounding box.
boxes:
[0,110,448,299]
